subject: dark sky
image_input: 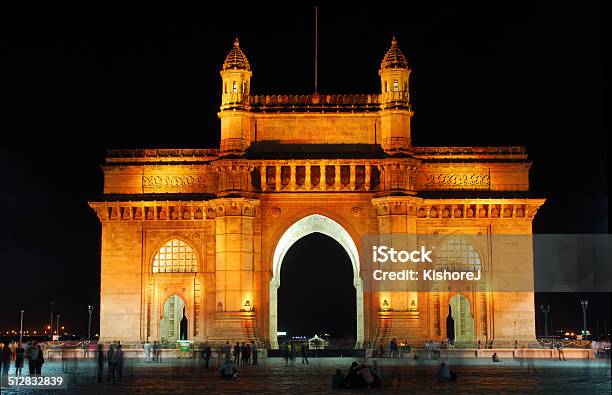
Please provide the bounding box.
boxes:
[0,3,607,338]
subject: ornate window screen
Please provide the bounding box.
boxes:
[437,238,481,270]
[153,239,197,273]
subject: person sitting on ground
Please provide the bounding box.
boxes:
[219,357,237,378]
[346,362,364,388]
[436,362,454,382]
[492,352,501,362]
[331,368,344,389]
[357,364,375,387]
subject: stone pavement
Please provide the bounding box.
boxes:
[1,357,610,394]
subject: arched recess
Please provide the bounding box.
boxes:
[448,294,475,347]
[270,214,364,349]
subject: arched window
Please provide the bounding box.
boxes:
[232,81,237,93]
[437,238,481,270]
[153,239,197,273]
[393,80,399,92]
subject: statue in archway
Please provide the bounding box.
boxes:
[180,307,188,340]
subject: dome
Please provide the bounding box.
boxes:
[380,36,408,70]
[222,37,251,71]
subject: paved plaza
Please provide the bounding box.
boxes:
[1,356,610,394]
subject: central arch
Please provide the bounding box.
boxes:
[270,214,364,349]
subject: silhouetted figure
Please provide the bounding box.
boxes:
[115,345,124,382]
[25,342,38,375]
[1,342,12,384]
[96,343,105,382]
[219,357,237,378]
[371,360,382,388]
[15,343,25,376]
[301,342,309,364]
[202,345,211,368]
[492,352,501,362]
[556,341,566,361]
[107,344,117,382]
[233,342,241,365]
[152,341,160,362]
[251,341,258,365]
[357,364,375,387]
[180,307,188,341]
[35,345,44,374]
[436,362,456,382]
[332,369,344,389]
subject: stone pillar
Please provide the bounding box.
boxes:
[260,164,267,192]
[320,162,326,191]
[305,163,311,190]
[212,198,259,342]
[334,162,341,191]
[290,163,296,191]
[349,163,356,190]
[365,164,371,191]
[275,165,281,191]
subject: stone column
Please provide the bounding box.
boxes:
[290,163,296,191]
[365,164,371,191]
[349,163,356,190]
[260,163,267,192]
[334,162,341,191]
[305,163,311,190]
[275,165,281,191]
[320,162,326,191]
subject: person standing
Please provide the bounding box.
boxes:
[107,344,117,382]
[35,345,44,375]
[1,342,11,384]
[14,343,25,376]
[203,345,211,369]
[144,340,151,363]
[233,342,241,365]
[25,342,39,375]
[152,341,159,362]
[222,341,231,360]
[116,344,124,382]
[301,342,309,364]
[96,343,105,382]
[251,341,258,365]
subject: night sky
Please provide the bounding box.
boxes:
[0,3,608,339]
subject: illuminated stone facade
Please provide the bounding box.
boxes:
[90,37,544,348]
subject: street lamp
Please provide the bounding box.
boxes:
[56,314,61,339]
[49,301,56,340]
[580,299,588,338]
[540,305,550,338]
[19,310,24,345]
[88,305,94,341]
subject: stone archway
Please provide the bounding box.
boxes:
[160,294,186,344]
[448,294,474,347]
[270,214,364,349]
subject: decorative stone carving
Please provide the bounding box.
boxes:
[351,207,362,217]
[422,173,490,189]
[271,207,281,217]
[142,175,208,193]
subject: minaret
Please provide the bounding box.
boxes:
[219,37,253,153]
[379,36,413,151]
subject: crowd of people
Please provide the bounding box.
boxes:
[386,338,446,359]
[0,340,45,379]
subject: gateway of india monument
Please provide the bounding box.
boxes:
[90,37,545,349]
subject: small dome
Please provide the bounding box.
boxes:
[222,37,251,71]
[380,36,408,70]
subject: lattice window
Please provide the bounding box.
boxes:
[153,239,197,273]
[436,238,481,270]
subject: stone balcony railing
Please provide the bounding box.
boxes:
[257,159,380,192]
[220,91,410,112]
